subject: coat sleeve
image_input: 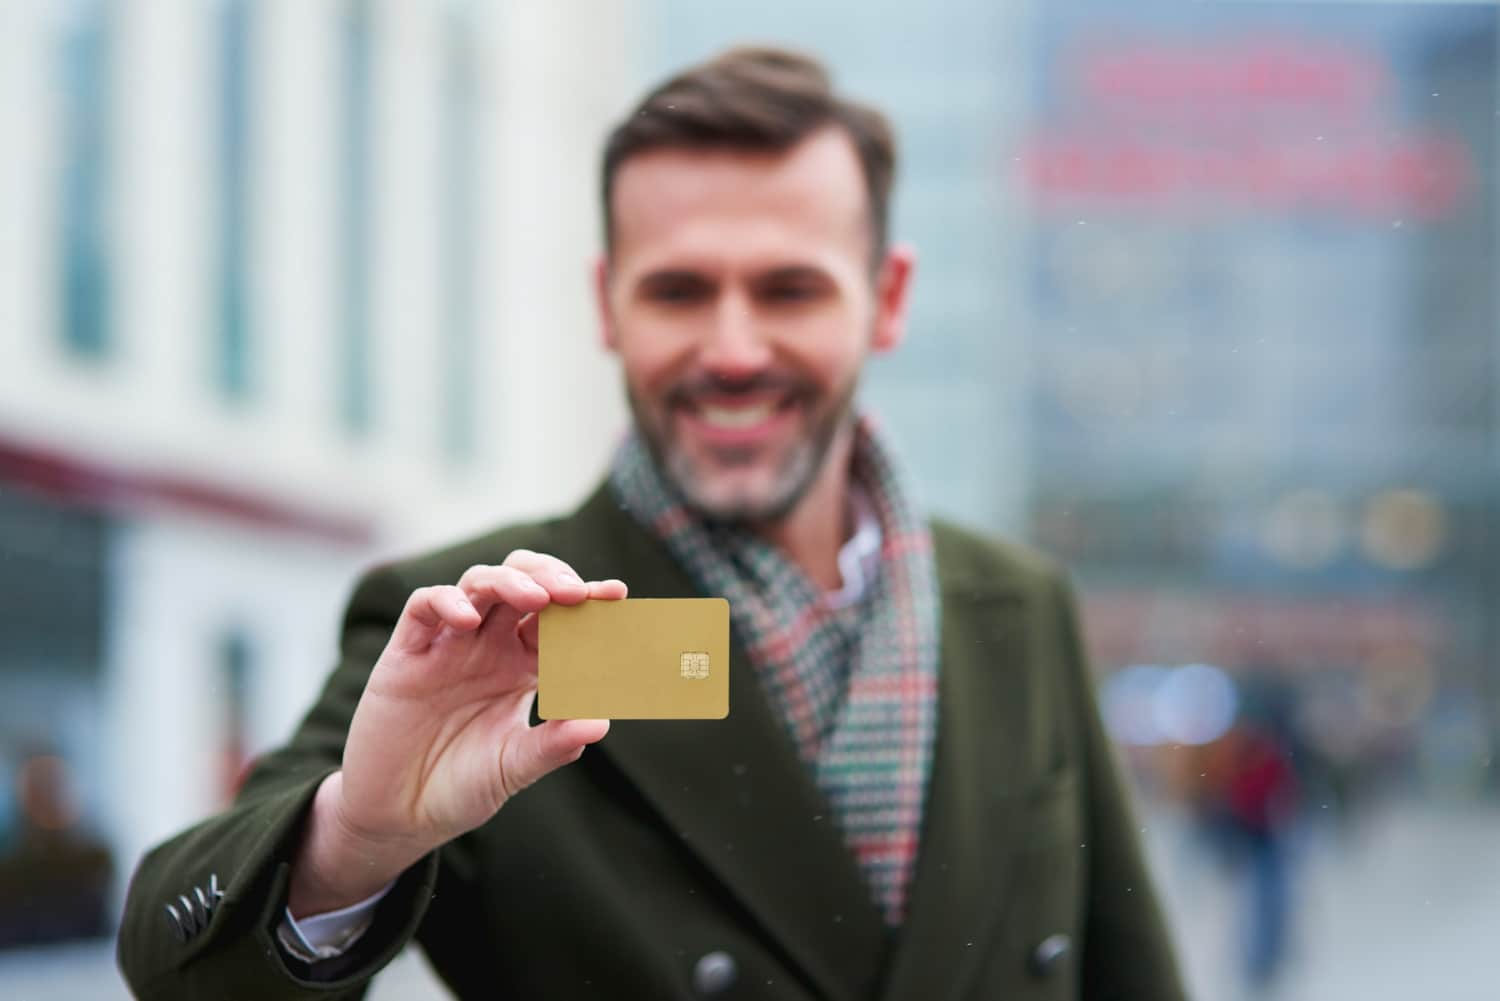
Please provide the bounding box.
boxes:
[1053,573,1190,1001]
[116,567,442,1001]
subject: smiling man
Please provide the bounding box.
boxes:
[119,48,1186,1000]
[603,119,909,590]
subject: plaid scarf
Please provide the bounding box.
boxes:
[608,414,941,926]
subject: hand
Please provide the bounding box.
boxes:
[288,550,625,916]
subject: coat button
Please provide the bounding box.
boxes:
[180,892,204,932]
[692,950,737,994]
[163,903,187,943]
[1030,932,1072,977]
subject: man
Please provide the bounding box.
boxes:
[119,47,1186,1000]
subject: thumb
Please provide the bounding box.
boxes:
[502,718,610,795]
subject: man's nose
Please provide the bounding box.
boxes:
[698,293,772,378]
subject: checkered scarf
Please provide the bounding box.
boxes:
[608,414,941,926]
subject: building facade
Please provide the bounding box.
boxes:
[0,0,635,939]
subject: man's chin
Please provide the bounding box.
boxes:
[678,477,785,524]
[666,457,808,525]
[633,399,851,524]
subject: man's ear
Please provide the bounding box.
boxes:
[593,256,619,352]
[871,243,916,354]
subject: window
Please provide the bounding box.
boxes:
[440,2,478,463]
[57,0,112,359]
[339,0,374,434]
[216,0,252,399]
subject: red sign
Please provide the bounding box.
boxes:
[1018,35,1477,220]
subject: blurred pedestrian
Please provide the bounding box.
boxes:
[0,750,113,949]
[1199,685,1302,993]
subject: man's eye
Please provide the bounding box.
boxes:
[646,281,709,304]
[760,282,821,303]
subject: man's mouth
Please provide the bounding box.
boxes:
[674,393,801,444]
[698,399,780,429]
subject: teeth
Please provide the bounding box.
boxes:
[699,402,776,429]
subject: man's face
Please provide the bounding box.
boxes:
[598,127,912,523]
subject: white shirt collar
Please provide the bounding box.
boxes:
[824,485,882,609]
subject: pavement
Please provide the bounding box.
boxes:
[1146,797,1500,1001]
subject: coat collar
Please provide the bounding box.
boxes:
[558,484,1033,1001]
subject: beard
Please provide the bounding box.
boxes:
[627,371,859,526]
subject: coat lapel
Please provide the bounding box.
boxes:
[558,485,890,1001]
[876,522,1037,1001]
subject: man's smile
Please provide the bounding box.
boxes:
[672,392,803,449]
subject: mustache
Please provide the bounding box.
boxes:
[665,372,815,406]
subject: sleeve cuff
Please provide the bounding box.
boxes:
[276,881,394,963]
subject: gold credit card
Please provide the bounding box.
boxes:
[537,598,730,720]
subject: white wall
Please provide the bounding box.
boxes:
[0,0,636,552]
[102,515,368,889]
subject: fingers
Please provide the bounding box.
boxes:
[515,579,627,654]
[517,612,540,655]
[451,554,628,652]
[391,585,480,653]
[458,564,553,622]
[502,718,610,796]
[586,578,628,601]
[501,550,591,606]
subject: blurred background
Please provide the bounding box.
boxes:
[0,0,1495,998]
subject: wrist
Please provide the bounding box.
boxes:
[287,772,426,918]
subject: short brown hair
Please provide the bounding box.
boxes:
[600,46,898,263]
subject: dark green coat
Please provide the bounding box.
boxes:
[118,483,1186,1000]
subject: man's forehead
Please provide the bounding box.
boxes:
[610,128,870,262]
